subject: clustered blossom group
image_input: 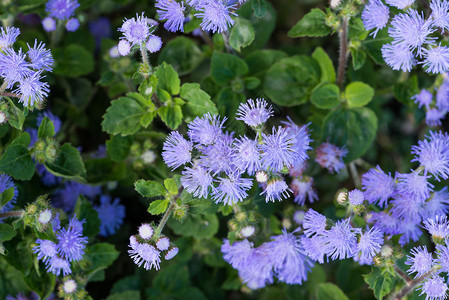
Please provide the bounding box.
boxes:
[42,0,80,32]
[362,0,449,73]
[128,223,179,270]
[155,0,247,34]
[413,77,449,127]
[33,215,88,276]
[0,27,53,107]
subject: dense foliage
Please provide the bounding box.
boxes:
[1,0,449,299]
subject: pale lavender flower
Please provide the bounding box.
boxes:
[33,239,57,263]
[323,219,357,260]
[423,215,449,239]
[199,132,235,175]
[221,239,254,269]
[65,18,79,32]
[437,81,449,110]
[42,17,56,32]
[349,189,364,206]
[155,0,186,32]
[239,243,275,289]
[236,98,273,127]
[119,13,150,45]
[354,227,383,265]
[436,243,449,273]
[370,212,400,235]
[233,136,260,175]
[146,35,162,53]
[362,166,395,207]
[398,219,423,245]
[27,40,53,72]
[422,46,449,74]
[181,164,213,198]
[419,276,448,300]
[315,142,347,174]
[46,256,71,276]
[0,27,20,48]
[290,177,318,206]
[303,209,327,237]
[396,170,434,203]
[118,39,131,56]
[195,0,237,33]
[385,0,414,9]
[212,172,252,205]
[381,43,417,72]
[165,247,179,260]
[128,241,161,270]
[138,224,154,240]
[94,195,125,237]
[412,131,449,181]
[261,179,291,202]
[422,187,449,219]
[187,113,226,145]
[283,119,312,166]
[260,126,296,172]
[156,237,170,251]
[301,235,327,263]
[413,89,433,109]
[293,210,305,225]
[390,193,423,222]
[431,0,449,32]
[56,220,88,262]
[162,131,193,170]
[0,47,31,88]
[361,0,390,37]
[405,246,433,278]
[46,0,79,20]
[426,108,445,127]
[15,72,50,107]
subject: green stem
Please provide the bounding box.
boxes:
[337,17,349,89]
[0,81,8,95]
[221,31,233,53]
[390,265,440,300]
[140,43,149,66]
[153,202,176,240]
[0,210,24,219]
[393,264,412,285]
[349,162,361,189]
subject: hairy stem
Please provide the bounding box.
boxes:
[153,202,176,239]
[393,264,412,285]
[349,162,361,189]
[337,17,349,89]
[0,81,8,95]
[0,210,24,219]
[222,31,233,53]
[391,266,440,300]
[0,92,20,98]
[140,43,149,66]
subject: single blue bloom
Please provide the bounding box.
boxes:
[423,215,449,239]
[398,218,423,245]
[187,113,226,146]
[303,208,327,237]
[180,164,213,199]
[212,172,252,205]
[348,189,364,206]
[33,239,57,263]
[199,131,236,175]
[233,136,261,175]
[46,0,79,20]
[412,89,433,109]
[405,246,433,278]
[46,256,71,276]
[15,72,50,107]
[66,18,79,32]
[119,13,151,45]
[128,241,161,270]
[361,165,395,208]
[422,45,449,74]
[422,187,449,219]
[221,238,254,269]
[390,193,423,222]
[94,195,125,237]
[301,235,327,264]
[238,242,275,289]
[315,142,347,174]
[42,17,56,32]
[396,170,434,203]
[261,179,291,202]
[418,276,448,300]
[260,126,297,172]
[354,227,383,265]
[426,108,445,127]
[162,131,193,170]
[323,219,357,260]
[381,43,417,72]
[146,35,163,53]
[56,217,88,262]
[27,40,53,71]
[436,243,449,273]
[195,0,237,33]
[236,98,273,127]
[155,0,185,32]
[0,47,32,88]
[430,0,449,32]
[290,177,317,206]
[0,27,20,48]
[361,0,390,37]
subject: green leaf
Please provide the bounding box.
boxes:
[288,9,332,38]
[44,143,86,180]
[23,266,55,299]
[311,83,340,109]
[364,268,397,300]
[74,195,100,238]
[322,106,378,162]
[148,199,170,215]
[0,224,16,242]
[0,187,15,209]
[181,83,218,116]
[0,134,35,180]
[53,44,94,77]
[37,116,55,139]
[251,0,267,17]
[168,213,219,239]
[84,243,119,274]
[245,49,288,76]
[85,158,126,184]
[345,81,375,108]
[211,51,249,85]
[101,95,146,136]
[106,135,133,162]
[134,179,166,197]
[312,47,336,83]
[107,291,140,300]
[229,18,255,51]
[5,98,26,130]
[350,46,367,70]
[393,75,419,106]
[164,178,179,195]
[158,105,183,130]
[155,63,181,95]
[316,283,350,300]
[158,37,203,76]
[264,55,321,106]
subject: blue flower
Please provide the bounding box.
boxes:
[354,227,383,265]
[128,240,161,270]
[398,219,423,245]
[361,0,390,37]
[42,17,56,32]
[260,126,296,172]
[385,0,414,9]
[56,220,88,262]
[303,209,327,237]
[426,108,445,127]
[436,243,449,273]
[66,18,80,32]
[118,40,131,56]
[238,242,275,289]
[15,72,50,107]
[301,235,327,263]
[430,0,449,32]
[188,113,226,146]
[290,177,318,206]
[348,189,364,206]
[46,256,71,276]
[180,164,213,199]
[46,0,79,20]
[236,98,273,127]
[119,13,151,45]
[162,131,193,170]
[195,0,237,33]
[412,131,449,181]
[437,81,449,110]
[199,132,235,175]
[390,193,423,222]
[221,238,254,269]
[0,27,20,48]
[0,47,31,88]
[33,239,57,263]
[396,170,433,203]
[283,118,312,166]
[419,276,448,300]
[315,142,347,174]
[388,10,435,54]
[0,174,18,213]
[422,187,449,219]
[212,172,252,205]
[233,136,261,175]
[94,195,125,237]
[323,219,357,260]
[422,45,449,74]
[27,40,53,72]
[156,237,170,251]
[423,215,449,240]
[405,246,433,278]
[381,43,417,72]
[146,35,163,53]
[361,166,395,208]
[155,0,185,32]
[370,211,400,235]
[165,247,179,260]
[261,179,291,202]
[269,230,313,285]
[413,89,433,109]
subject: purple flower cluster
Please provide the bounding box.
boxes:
[301,209,384,265]
[33,216,88,276]
[315,142,347,173]
[221,230,313,289]
[362,0,449,73]
[94,195,125,237]
[118,13,162,57]
[128,224,178,270]
[43,0,80,32]
[161,99,312,204]
[155,0,243,33]
[0,27,53,107]
[412,83,449,127]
